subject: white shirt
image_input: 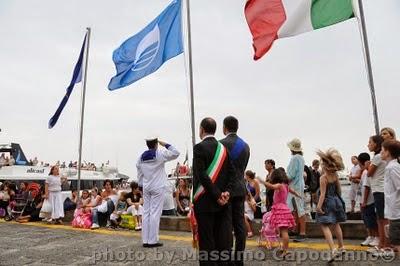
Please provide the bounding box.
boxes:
[360,170,374,206]
[369,154,386,193]
[244,200,255,221]
[163,179,176,211]
[137,145,180,191]
[46,175,61,192]
[384,159,400,220]
[350,165,361,180]
[109,194,119,207]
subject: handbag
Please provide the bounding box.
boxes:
[41,199,52,212]
[120,214,136,230]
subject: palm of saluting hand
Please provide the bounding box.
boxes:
[217,191,230,206]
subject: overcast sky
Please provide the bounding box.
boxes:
[0,0,399,179]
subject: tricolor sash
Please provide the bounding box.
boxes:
[193,142,227,203]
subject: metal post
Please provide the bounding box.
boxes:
[357,0,380,135]
[185,0,196,148]
[77,27,91,200]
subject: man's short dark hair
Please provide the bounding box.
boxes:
[264,159,275,168]
[146,139,158,149]
[357,152,370,165]
[130,181,139,190]
[223,116,238,133]
[200,117,216,135]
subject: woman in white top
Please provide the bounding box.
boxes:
[44,166,66,224]
[88,188,102,208]
[91,180,118,229]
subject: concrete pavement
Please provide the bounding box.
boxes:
[0,220,398,266]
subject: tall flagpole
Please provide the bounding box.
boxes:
[185,0,196,148]
[77,27,91,199]
[357,0,380,135]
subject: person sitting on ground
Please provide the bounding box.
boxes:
[175,178,191,216]
[91,180,118,229]
[110,192,128,228]
[4,183,17,221]
[77,190,91,210]
[88,187,102,209]
[64,189,78,211]
[71,190,92,229]
[18,182,30,199]
[244,190,257,238]
[0,182,11,215]
[126,182,143,230]
[16,187,44,223]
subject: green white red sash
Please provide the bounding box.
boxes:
[193,142,227,203]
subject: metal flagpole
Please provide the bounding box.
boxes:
[185,0,196,148]
[77,27,91,200]
[356,0,380,135]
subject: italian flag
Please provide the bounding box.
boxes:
[245,0,356,60]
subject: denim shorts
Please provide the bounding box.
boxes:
[373,192,385,219]
[362,203,378,229]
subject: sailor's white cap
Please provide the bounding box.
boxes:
[145,135,158,141]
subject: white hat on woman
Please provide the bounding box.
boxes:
[287,138,302,152]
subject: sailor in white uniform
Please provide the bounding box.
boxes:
[137,137,180,248]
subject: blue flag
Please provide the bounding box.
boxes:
[48,34,87,129]
[108,0,183,90]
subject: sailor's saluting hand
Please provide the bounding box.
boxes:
[158,140,167,147]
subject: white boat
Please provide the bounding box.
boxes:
[0,143,129,201]
[338,171,352,186]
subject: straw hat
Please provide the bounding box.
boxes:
[316,148,345,172]
[287,138,303,152]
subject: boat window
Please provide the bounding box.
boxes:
[70,180,77,190]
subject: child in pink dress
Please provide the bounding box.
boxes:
[259,168,300,256]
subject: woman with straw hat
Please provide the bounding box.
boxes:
[286,138,306,242]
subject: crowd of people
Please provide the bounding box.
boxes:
[0,168,193,232]
[1,119,399,264]
[0,153,16,166]
[186,117,400,265]
[15,157,111,172]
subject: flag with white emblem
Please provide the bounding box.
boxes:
[108,0,183,90]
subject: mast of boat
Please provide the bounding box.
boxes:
[356,0,380,135]
[76,27,91,200]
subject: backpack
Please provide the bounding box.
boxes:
[309,167,319,193]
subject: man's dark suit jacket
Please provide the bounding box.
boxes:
[220,133,250,198]
[192,136,234,213]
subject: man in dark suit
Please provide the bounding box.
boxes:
[220,116,250,266]
[193,117,235,266]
